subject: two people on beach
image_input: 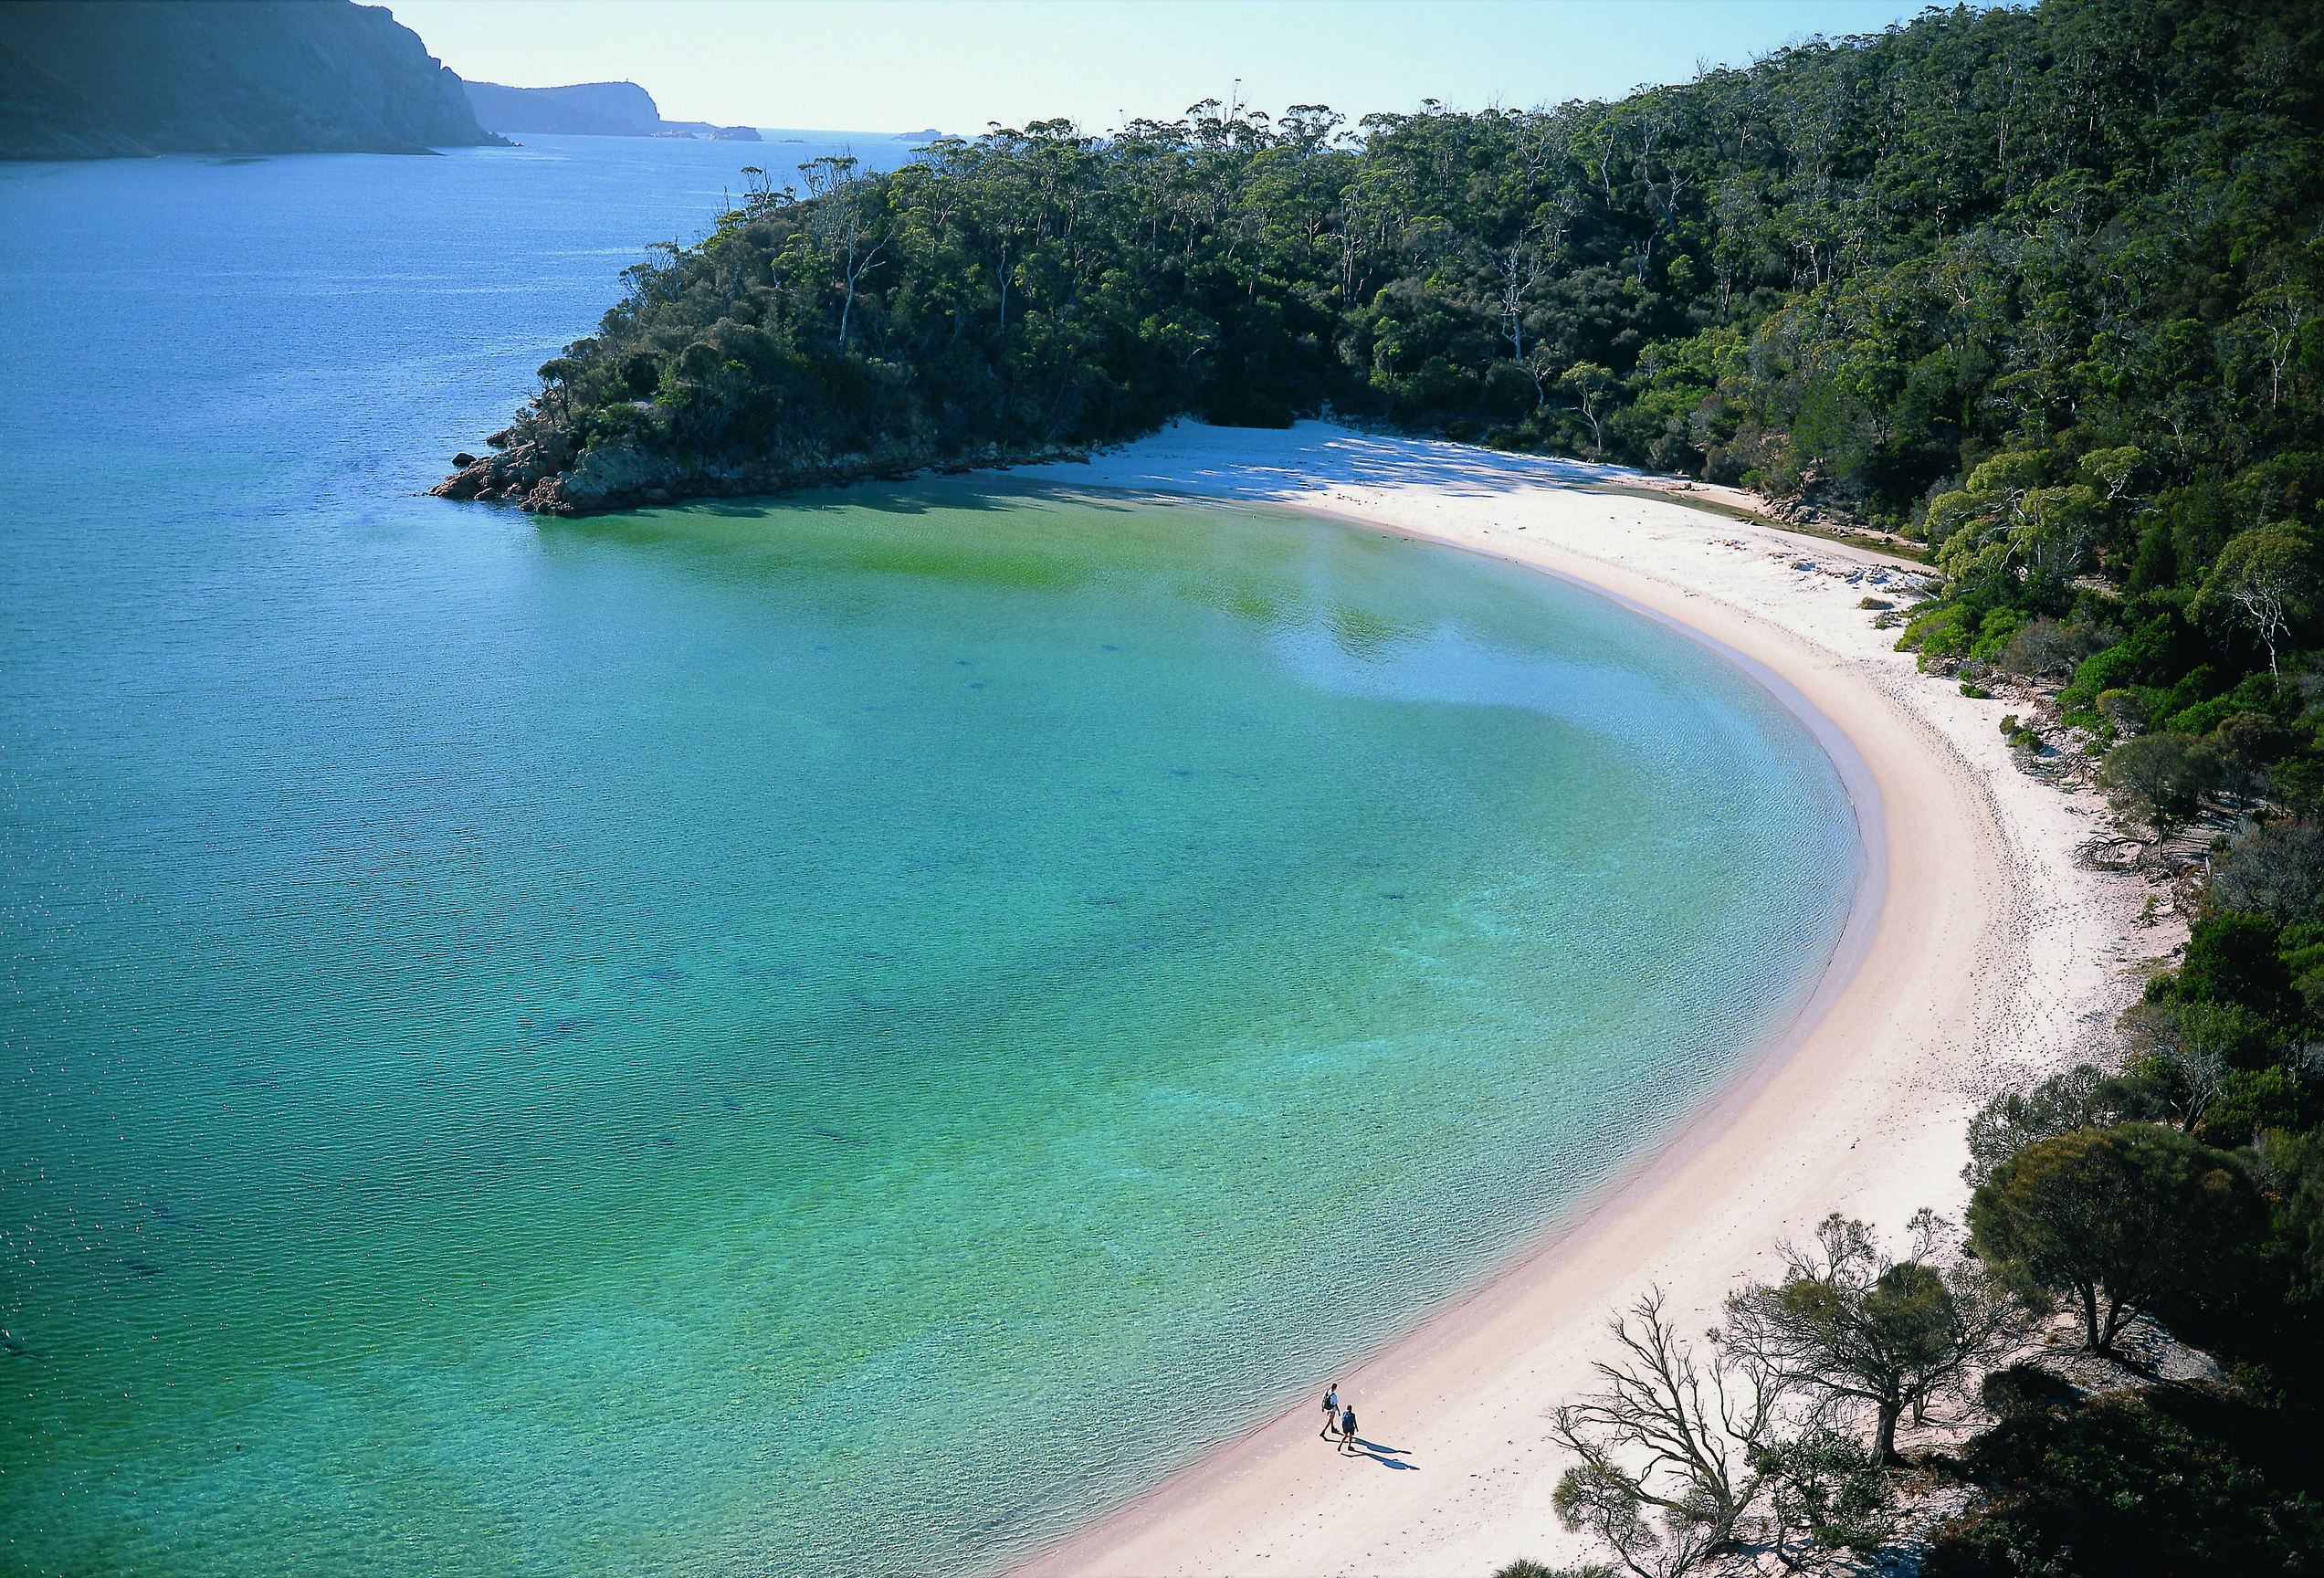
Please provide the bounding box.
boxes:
[1318,1383,1359,1454]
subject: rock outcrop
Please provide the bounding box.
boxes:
[430,431,1089,517]
[0,0,510,160]
[461,79,759,142]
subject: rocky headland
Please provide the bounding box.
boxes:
[430,426,1088,516]
[461,79,760,142]
[0,0,507,160]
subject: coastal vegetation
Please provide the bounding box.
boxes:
[444,0,2319,546]
[1523,769,2324,1573]
[1522,954,2324,1576]
[1534,1215,2018,1576]
[1544,1272,1919,1576]
[1518,1132,2322,1575]
[1725,1212,2024,1464]
[1915,1107,2324,1574]
[1897,873,2324,1573]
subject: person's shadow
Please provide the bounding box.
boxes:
[1343,1437,1418,1469]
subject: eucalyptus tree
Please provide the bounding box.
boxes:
[1551,1289,1787,1578]
[2196,523,2313,677]
[794,155,889,352]
[1723,1211,2027,1463]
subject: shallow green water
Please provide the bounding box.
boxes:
[4,486,1856,1575]
[1,143,1855,1577]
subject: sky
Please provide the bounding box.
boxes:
[389,1,1976,135]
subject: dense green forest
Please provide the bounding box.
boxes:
[450,0,2319,532]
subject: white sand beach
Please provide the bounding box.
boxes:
[1006,423,2157,1576]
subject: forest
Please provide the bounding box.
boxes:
[450,0,2319,539]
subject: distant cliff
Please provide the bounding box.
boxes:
[463,79,658,137]
[464,79,761,142]
[0,1,509,160]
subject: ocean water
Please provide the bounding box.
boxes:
[0,139,1857,1574]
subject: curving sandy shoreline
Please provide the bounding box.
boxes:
[1004,423,2153,1577]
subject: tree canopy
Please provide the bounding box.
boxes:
[1966,1123,2266,1354]
[447,0,2324,558]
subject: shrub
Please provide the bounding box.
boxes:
[2109,1048,2224,1131]
[1920,1387,2324,1577]
[1752,1427,1894,1562]
[2097,731,2217,826]
[2269,1129,2324,1303]
[2178,910,2298,1021]
[1977,1362,2080,1419]
[2174,998,2278,1072]
[1967,607,2025,663]
[2095,687,2148,733]
[2207,820,2324,923]
[2201,1065,2323,1150]
[1962,1066,2124,1185]
[1898,602,1980,666]
[615,349,661,397]
[1999,616,2115,679]
[2069,614,2179,696]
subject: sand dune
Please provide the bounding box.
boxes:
[1007,423,2153,1577]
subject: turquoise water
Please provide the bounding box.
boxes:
[0,142,1856,1574]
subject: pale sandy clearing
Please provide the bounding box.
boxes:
[995,422,2159,1577]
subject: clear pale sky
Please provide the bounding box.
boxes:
[388,1,1972,134]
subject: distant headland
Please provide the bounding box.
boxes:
[462,78,760,142]
[0,0,508,160]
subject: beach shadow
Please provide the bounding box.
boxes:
[1342,1438,1417,1469]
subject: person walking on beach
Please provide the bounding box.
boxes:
[1338,1404,1359,1454]
[1318,1383,1340,1438]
